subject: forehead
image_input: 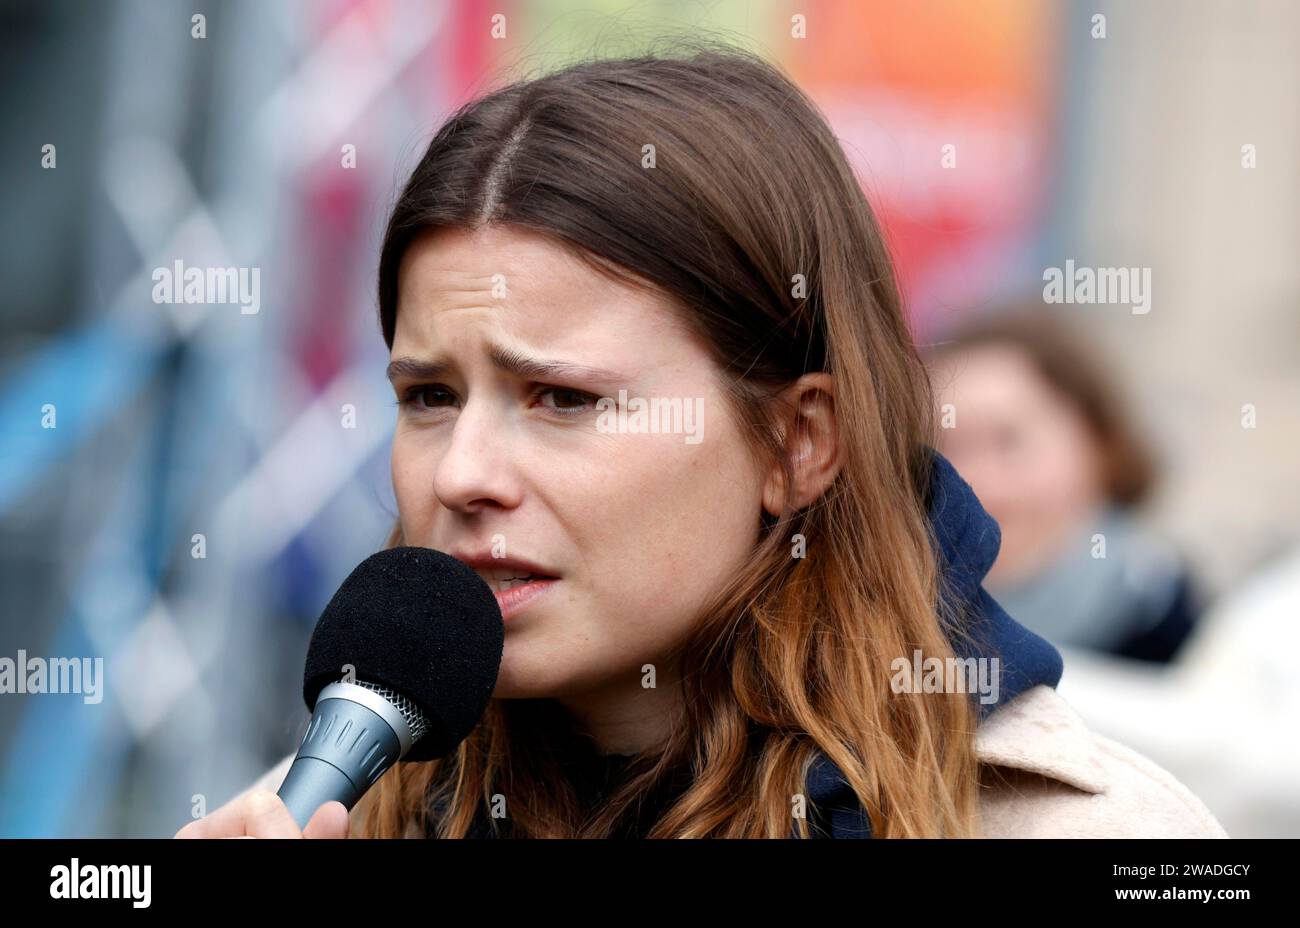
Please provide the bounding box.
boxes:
[937,342,1062,415]
[392,225,690,359]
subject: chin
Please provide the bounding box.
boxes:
[489,661,563,700]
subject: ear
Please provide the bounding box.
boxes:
[761,372,842,517]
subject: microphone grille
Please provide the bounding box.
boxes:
[355,679,432,743]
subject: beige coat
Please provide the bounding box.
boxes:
[242,684,1228,837]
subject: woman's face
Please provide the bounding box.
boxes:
[931,341,1106,585]
[389,224,766,705]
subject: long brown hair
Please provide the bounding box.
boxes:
[357,41,981,838]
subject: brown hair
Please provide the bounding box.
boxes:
[357,40,981,838]
[928,306,1155,506]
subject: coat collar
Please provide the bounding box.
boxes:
[974,684,1108,794]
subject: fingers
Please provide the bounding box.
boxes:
[174,791,351,839]
[302,801,350,840]
[174,790,303,838]
[243,791,308,837]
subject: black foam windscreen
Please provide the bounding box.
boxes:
[302,546,504,762]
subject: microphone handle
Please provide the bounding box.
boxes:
[277,692,405,830]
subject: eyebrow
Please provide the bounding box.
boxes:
[386,344,630,385]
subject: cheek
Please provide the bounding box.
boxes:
[571,425,761,644]
[997,421,1103,535]
[1030,416,1102,493]
[390,433,437,535]
[485,434,760,697]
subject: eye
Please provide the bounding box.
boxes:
[536,386,598,415]
[400,384,458,410]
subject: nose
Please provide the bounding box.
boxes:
[432,399,524,514]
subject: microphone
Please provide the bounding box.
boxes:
[277,546,504,830]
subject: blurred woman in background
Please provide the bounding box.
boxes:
[928,308,1202,664]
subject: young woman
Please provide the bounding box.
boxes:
[928,308,1203,664]
[179,45,1226,839]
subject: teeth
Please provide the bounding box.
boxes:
[494,576,534,592]
[475,568,540,592]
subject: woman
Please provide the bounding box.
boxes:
[928,309,1202,664]
[178,45,1225,838]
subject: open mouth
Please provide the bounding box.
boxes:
[478,573,560,621]
[474,568,558,594]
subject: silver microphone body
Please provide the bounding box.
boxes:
[277,679,430,829]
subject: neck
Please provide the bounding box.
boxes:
[554,666,683,756]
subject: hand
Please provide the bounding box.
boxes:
[174,790,350,838]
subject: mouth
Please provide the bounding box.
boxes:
[447,551,561,621]
[473,567,557,593]
[476,571,560,621]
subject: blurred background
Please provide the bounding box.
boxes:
[1,0,1296,838]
